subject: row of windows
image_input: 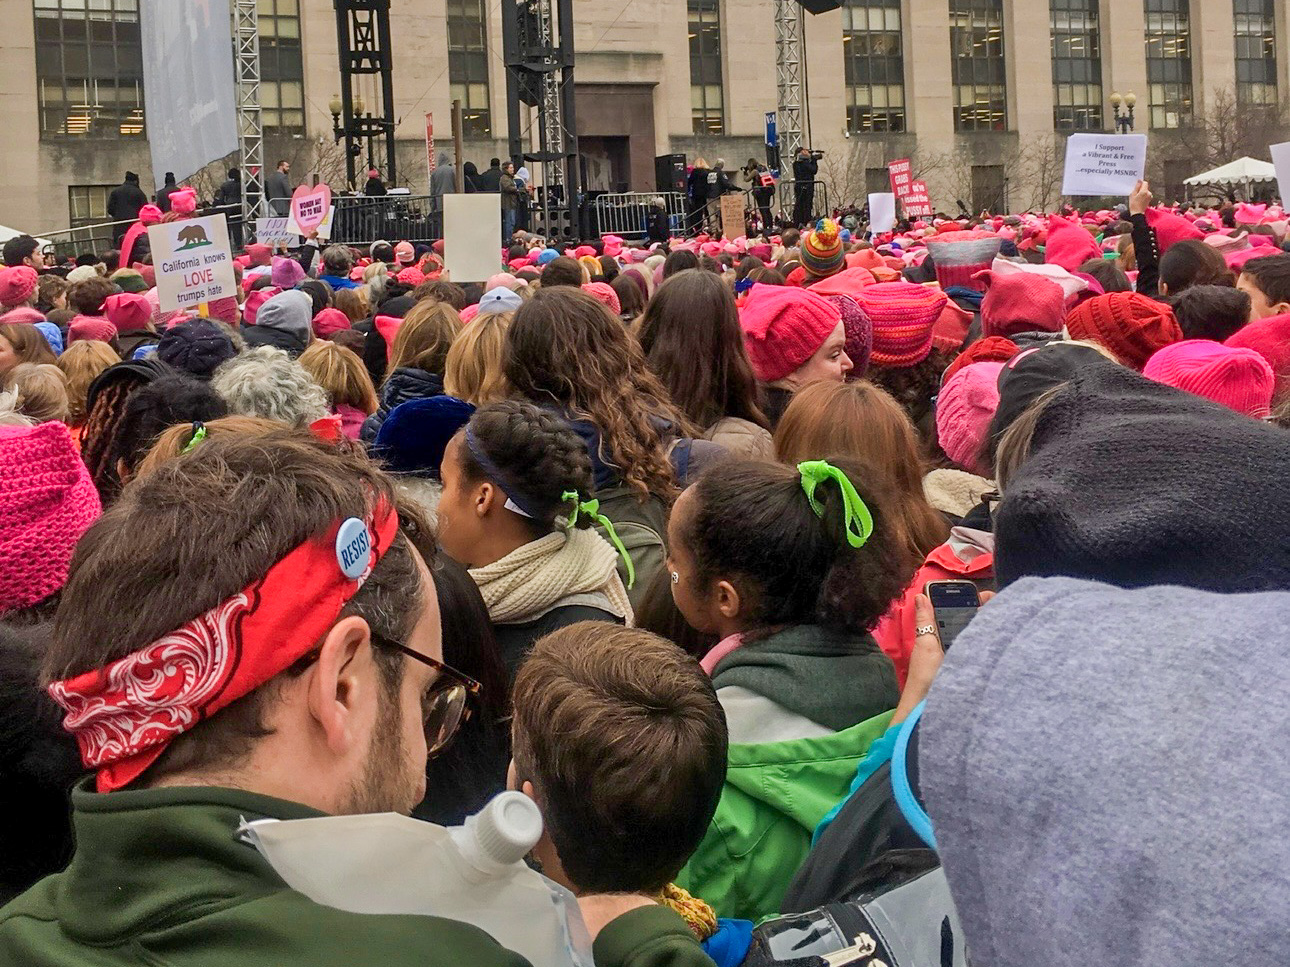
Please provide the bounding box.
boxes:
[31,0,1277,141]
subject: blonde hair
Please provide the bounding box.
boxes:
[387,299,462,377]
[56,339,119,425]
[136,415,285,478]
[333,286,370,325]
[3,362,70,424]
[298,340,379,414]
[444,312,513,405]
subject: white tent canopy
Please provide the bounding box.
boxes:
[1184,156,1277,187]
[0,224,52,248]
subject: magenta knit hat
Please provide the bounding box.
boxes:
[976,269,1067,338]
[243,287,282,327]
[1143,339,1275,418]
[853,281,948,368]
[103,292,152,334]
[0,421,101,615]
[739,283,843,382]
[936,361,1004,475]
[821,293,872,376]
[0,265,38,307]
[312,307,351,339]
[1044,218,1102,272]
[271,256,307,289]
[68,316,117,345]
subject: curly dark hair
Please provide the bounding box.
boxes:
[680,457,917,635]
[457,399,596,536]
[110,374,229,478]
[66,277,115,316]
[505,287,688,502]
[866,348,953,449]
[412,279,467,311]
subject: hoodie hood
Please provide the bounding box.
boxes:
[249,290,311,346]
[922,575,1290,967]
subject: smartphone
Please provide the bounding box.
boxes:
[925,580,981,651]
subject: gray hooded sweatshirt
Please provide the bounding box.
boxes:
[430,153,456,210]
[921,575,1290,967]
[243,289,312,358]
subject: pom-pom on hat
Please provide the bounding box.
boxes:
[0,421,102,615]
[1065,291,1183,371]
[801,218,845,279]
[739,283,843,382]
[1143,339,1275,418]
[853,281,948,368]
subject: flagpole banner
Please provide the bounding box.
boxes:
[140,0,239,192]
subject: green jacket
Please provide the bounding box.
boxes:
[0,783,714,967]
[676,711,894,923]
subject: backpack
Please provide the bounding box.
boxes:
[591,484,667,613]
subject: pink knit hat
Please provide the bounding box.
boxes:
[935,361,1004,475]
[852,281,948,368]
[1143,339,1275,417]
[1225,312,1290,405]
[207,297,239,325]
[271,256,307,289]
[976,269,1066,338]
[243,287,282,327]
[582,281,621,315]
[0,265,38,307]
[1145,208,1204,253]
[808,266,876,296]
[68,316,117,345]
[739,284,843,382]
[312,307,351,339]
[0,421,102,615]
[1044,217,1101,272]
[103,292,152,334]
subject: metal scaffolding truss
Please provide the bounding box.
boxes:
[334,0,397,190]
[775,0,804,160]
[234,0,265,226]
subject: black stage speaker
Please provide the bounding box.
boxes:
[796,0,842,12]
[655,153,687,194]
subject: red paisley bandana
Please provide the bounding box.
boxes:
[48,505,400,793]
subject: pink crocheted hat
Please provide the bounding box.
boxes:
[853,281,948,368]
[0,421,102,615]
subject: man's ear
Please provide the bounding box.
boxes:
[306,615,378,756]
[714,579,742,621]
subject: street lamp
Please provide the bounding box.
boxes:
[1110,91,1136,134]
[329,93,344,144]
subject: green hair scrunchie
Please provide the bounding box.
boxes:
[561,491,636,589]
[796,460,874,549]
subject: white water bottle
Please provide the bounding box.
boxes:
[243,792,593,967]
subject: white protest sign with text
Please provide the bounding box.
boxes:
[148,214,237,312]
[1062,134,1148,197]
[868,192,897,234]
[1270,142,1290,208]
[255,217,294,247]
[284,205,336,241]
[444,193,502,282]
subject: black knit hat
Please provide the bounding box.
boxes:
[995,363,1290,593]
[156,320,237,382]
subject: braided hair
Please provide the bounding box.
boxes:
[457,399,594,536]
[80,378,143,504]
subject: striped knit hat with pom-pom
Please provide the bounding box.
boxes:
[801,218,845,280]
[853,281,948,368]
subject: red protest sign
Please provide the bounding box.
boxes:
[888,158,913,200]
[904,180,933,218]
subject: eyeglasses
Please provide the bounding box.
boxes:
[373,635,482,759]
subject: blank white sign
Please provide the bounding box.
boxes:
[443,194,502,283]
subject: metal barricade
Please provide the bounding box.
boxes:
[589,192,687,241]
[329,195,437,246]
[37,204,246,260]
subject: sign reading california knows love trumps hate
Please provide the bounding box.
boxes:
[147,213,239,313]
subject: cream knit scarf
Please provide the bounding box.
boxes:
[469,528,634,626]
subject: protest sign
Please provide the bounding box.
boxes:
[888,159,912,200]
[285,204,336,241]
[444,194,501,282]
[869,193,897,233]
[149,214,238,312]
[289,183,333,235]
[904,180,933,218]
[720,194,746,240]
[1270,142,1290,209]
[1061,134,1148,197]
[255,217,294,247]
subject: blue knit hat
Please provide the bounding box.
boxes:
[373,395,475,478]
[537,248,560,266]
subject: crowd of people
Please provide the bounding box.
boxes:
[1,175,1289,967]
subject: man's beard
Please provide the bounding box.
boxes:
[340,684,421,815]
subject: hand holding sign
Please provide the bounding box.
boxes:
[290,183,332,236]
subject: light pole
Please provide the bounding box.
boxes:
[1110,91,1136,134]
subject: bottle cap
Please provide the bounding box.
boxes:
[472,791,543,866]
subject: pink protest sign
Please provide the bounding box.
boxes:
[888,159,912,200]
[290,183,333,235]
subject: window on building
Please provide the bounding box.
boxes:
[448,0,491,136]
[689,0,724,135]
[1234,0,1277,106]
[1144,0,1193,129]
[34,0,144,138]
[1051,0,1102,131]
[970,164,1006,213]
[68,184,114,227]
[950,0,1006,132]
[257,0,304,132]
[843,0,904,133]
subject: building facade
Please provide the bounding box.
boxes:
[0,0,1284,234]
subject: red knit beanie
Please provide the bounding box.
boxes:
[941,335,1020,384]
[976,269,1067,338]
[1064,292,1183,370]
[739,283,843,382]
[853,281,948,368]
[1143,339,1275,417]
